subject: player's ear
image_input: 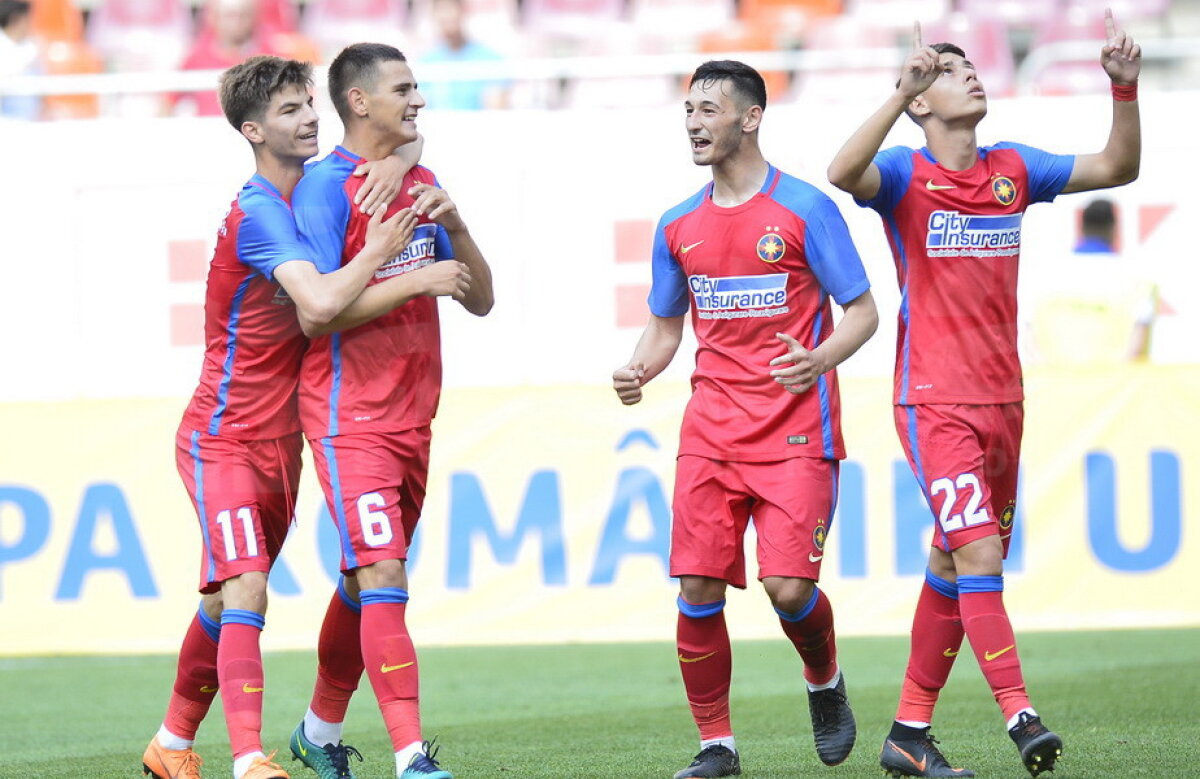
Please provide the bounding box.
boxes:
[241,120,265,145]
[347,86,370,118]
[908,94,931,119]
[742,104,763,134]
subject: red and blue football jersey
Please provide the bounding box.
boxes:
[649,165,870,462]
[858,144,1074,405]
[293,147,455,438]
[181,175,309,439]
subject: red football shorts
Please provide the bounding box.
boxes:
[175,426,303,594]
[894,403,1023,555]
[310,427,431,573]
[669,454,839,589]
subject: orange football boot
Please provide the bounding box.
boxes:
[142,738,204,779]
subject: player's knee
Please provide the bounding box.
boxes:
[678,575,726,606]
[356,558,407,590]
[764,576,815,613]
[220,571,269,612]
[951,535,1004,576]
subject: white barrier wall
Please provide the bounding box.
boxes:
[0,92,1196,654]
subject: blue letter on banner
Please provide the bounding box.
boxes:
[447,470,565,589]
[56,483,156,600]
[1087,450,1181,572]
[589,466,670,585]
[0,485,51,599]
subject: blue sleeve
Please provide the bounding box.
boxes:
[996,142,1075,204]
[647,214,689,318]
[292,173,351,274]
[856,145,915,215]
[802,195,871,305]
[236,197,310,281]
[434,224,455,260]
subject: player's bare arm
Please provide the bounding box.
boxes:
[769,289,877,395]
[1062,9,1141,194]
[275,206,418,336]
[613,314,686,405]
[409,182,495,316]
[827,21,940,200]
[352,132,426,215]
[307,260,472,337]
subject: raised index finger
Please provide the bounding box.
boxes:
[1104,7,1117,43]
[913,20,923,51]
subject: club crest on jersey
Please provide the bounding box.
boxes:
[999,502,1015,530]
[992,176,1017,206]
[689,273,789,320]
[813,518,827,551]
[756,232,786,263]
[377,223,438,280]
[925,210,1022,258]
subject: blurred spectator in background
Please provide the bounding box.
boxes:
[0,0,41,119]
[1025,197,1156,363]
[420,0,510,109]
[176,0,317,116]
[1075,197,1118,252]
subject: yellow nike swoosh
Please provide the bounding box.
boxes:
[199,685,219,693]
[943,648,959,658]
[926,180,956,191]
[680,240,704,254]
[984,644,1015,662]
[297,738,308,757]
[242,683,264,693]
[678,651,716,664]
[381,661,415,673]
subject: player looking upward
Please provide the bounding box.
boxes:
[614,60,877,779]
[142,55,426,779]
[287,42,492,779]
[826,12,1140,778]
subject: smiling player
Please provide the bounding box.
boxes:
[287,43,493,779]
[614,60,877,778]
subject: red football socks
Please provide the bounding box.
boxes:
[677,600,733,741]
[896,575,963,725]
[162,609,221,741]
[958,579,1030,721]
[217,610,266,759]
[360,590,421,750]
[776,588,838,686]
[311,584,364,724]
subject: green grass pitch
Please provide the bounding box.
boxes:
[2,628,1197,777]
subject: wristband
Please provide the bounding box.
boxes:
[1112,82,1138,102]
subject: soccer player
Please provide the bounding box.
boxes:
[287,43,493,779]
[826,12,1140,778]
[141,55,461,779]
[613,60,877,778]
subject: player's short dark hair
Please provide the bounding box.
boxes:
[690,60,767,111]
[218,55,313,130]
[328,42,408,122]
[1082,198,1116,233]
[0,0,32,28]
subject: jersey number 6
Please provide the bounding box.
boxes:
[357,492,394,546]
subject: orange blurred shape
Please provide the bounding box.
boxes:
[696,20,789,99]
[32,0,103,118]
[739,0,840,25]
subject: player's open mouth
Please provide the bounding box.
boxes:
[691,137,710,150]
[298,131,317,141]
